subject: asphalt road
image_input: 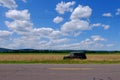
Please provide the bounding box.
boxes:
[0,64,119,80]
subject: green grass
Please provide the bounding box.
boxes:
[39,60,120,64]
[0,60,120,64]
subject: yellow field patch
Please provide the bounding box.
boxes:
[0,54,120,62]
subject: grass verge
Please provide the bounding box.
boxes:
[0,60,120,64]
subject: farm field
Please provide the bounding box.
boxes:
[0,53,120,64]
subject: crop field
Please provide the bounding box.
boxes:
[0,53,120,64]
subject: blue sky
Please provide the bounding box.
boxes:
[0,0,120,50]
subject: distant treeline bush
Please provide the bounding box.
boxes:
[0,49,120,54]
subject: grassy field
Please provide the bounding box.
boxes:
[0,53,120,64]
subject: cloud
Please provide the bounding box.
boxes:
[92,23,110,30]
[0,1,113,50]
[7,29,64,49]
[33,28,62,39]
[102,13,112,17]
[61,19,90,36]
[74,35,106,50]
[22,0,27,3]
[116,8,120,15]
[5,9,62,39]
[6,9,30,20]
[5,20,33,34]
[102,24,110,30]
[4,8,64,49]
[53,16,63,23]
[70,5,92,20]
[0,30,12,38]
[51,35,107,50]
[8,36,40,49]
[6,27,62,49]
[106,44,114,47]
[7,27,62,49]
[5,9,33,36]
[33,38,69,49]
[0,30,13,46]
[49,30,62,39]
[9,35,106,50]
[61,4,92,36]
[91,35,106,41]
[49,38,69,45]
[81,35,106,46]
[33,28,53,37]
[0,0,17,9]
[56,1,75,14]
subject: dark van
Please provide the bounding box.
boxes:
[63,52,87,59]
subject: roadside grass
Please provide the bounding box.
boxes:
[0,53,120,64]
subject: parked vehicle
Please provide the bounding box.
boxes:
[63,52,87,59]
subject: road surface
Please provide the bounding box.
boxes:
[0,64,119,80]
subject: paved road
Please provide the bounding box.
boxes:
[0,64,119,80]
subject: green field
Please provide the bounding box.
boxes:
[0,53,120,64]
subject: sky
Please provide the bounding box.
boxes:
[0,0,120,50]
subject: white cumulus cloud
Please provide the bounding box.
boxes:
[70,5,92,20]
[33,28,53,37]
[92,23,110,30]
[50,38,69,45]
[91,35,106,41]
[53,35,107,50]
[102,13,112,17]
[5,9,33,36]
[4,8,64,49]
[102,24,110,30]
[56,1,75,14]
[0,0,17,9]
[53,16,63,23]
[49,30,62,39]
[5,20,33,33]
[79,35,106,50]
[0,30,13,46]
[61,19,90,36]
[33,28,62,39]
[116,8,120,15]
[0,30,12,38]
[6,9,30,20]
